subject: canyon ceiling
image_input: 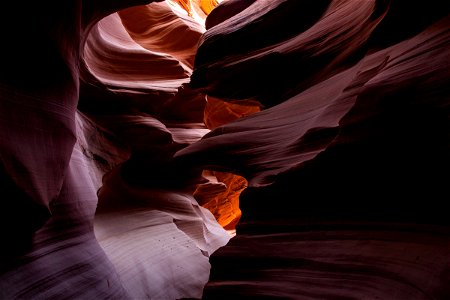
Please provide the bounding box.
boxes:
[0,0,449,299]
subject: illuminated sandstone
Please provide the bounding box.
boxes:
[1,1,449,299]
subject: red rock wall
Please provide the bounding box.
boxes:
[179,0,450,298]
[1,0,449,299]
[1,1,230,299]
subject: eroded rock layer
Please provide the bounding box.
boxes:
[0,0,449,299]
[178,0,450,298]
[1,1,230,299]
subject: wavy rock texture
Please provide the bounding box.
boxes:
[192,0,379,105]
[1,0,450,299]
[0,1,230,299]
[176,0,450,298]
[206,224,450,299]
[119,1,204,68]
[192,96,260,230]
[205,0,258,29]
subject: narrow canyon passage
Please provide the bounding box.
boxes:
[0,0,449,299]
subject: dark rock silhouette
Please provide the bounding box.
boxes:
[0,0,449,299]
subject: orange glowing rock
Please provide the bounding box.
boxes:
[166,0,222,25]
[173,0,192,15]
[118,2,204,69]
[204,96,261,130]
[2,0,450,299]
[195,96,259,230]
[194,170,246,230]
[200,0,221,15]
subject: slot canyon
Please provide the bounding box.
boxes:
[0,0,449,299]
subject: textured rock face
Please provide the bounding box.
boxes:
[1,0,449,299]
[1,1,229,299]
[178,0,450,298]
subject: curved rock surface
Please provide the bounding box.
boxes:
[1,0,449,299]
[178,17,450,188]
[178,0,450,298]
[191,0,384,106]
[205,224,450,299]
[1,1,229,299]
[119,1,204,68]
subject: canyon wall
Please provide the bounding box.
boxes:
[0,0,449,299]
